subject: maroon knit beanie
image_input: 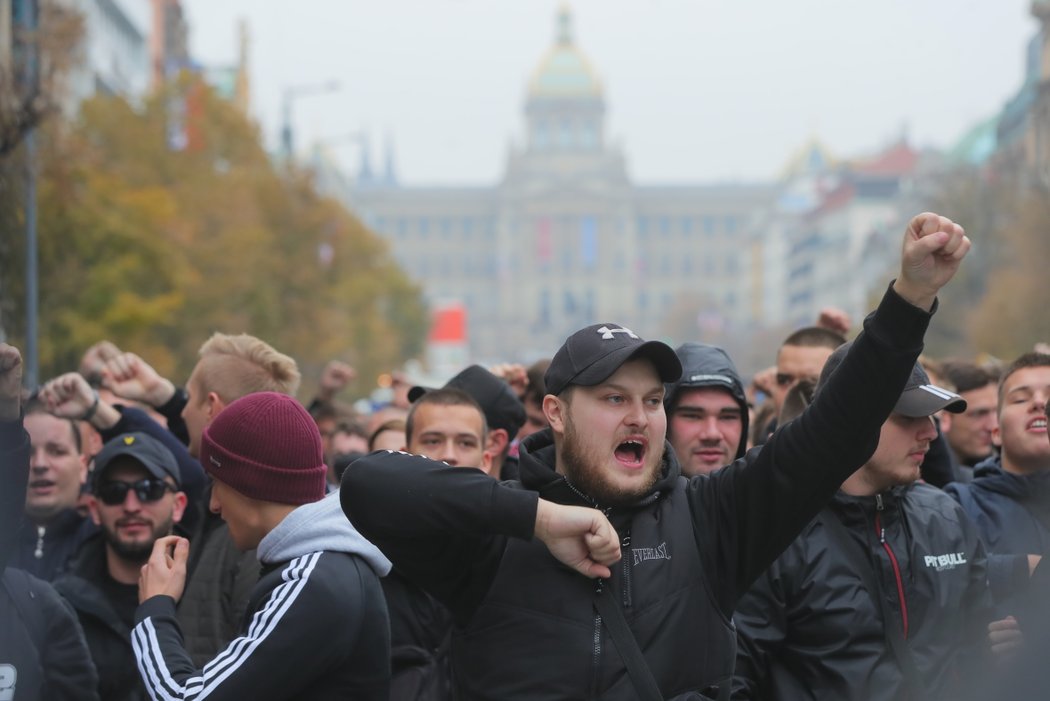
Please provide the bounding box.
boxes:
[200,392,326,505]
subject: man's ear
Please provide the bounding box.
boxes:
[171,490,188,525]
[486,428,510,456]
[544,395,566,436]
[86,496,102,526]
[206,392,225,421]
[938,412,952,434]
[992,424,1002,449]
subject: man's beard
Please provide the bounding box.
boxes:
[561,412,663,508]
[103,515,175,563]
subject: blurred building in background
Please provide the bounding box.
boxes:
[344,7,932,364]
[59,0,150,109]
[347,7,778,362]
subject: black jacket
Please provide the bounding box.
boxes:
[54,535,149,701]
[733,483,991,701]
[1,567,100,701]
[342,286,933,700]
[1,418,30,569]
[132,495,392,700]
[1,417,99,701]
[11,507,97,582]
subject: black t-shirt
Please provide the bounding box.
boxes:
[99,570,139,630]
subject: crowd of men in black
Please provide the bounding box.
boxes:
[2,211,1050,700]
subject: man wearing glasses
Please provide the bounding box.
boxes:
[55,431,186,701]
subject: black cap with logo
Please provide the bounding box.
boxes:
[93,432,182,488]
[544,323,682,397]
[817,342,967,418]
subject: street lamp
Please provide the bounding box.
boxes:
[280,80,339,158]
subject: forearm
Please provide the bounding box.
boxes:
[708,284,933,600]
[341,450,537,614]
[341,450,537,542]
[0,418,29,568]
[156,387,190,446]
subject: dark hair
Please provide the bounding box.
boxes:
[524,359,551,405]
[780,326,847,351]
[405,388,487,443]
[997,352,1050,408]
[333,419,369,440]
[24,396,82,454]
[368,418,406,451]
[940,360,999,395]
[778,378,817,426]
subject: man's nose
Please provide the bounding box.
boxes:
[438,442,459,467]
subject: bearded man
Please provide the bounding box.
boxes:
[55,432,187,701]
[343,214,971,700]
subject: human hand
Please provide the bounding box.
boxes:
[38,372,120,429]
[38,372,97,419]
[0,344,23,421]
[101,352,175,407]
[319,360,356,401]
[892,213,971,311]
[816,307,850,336]
[752,366,777,397]
[490,363,528,398]
[534,499,621,578]
[989,616,1023,659]
[138,536,189,604]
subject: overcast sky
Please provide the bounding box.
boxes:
[177,0,1036,184]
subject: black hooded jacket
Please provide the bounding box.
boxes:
[733,483,991,701]
[665,342,750,460]
[343,286,934,700]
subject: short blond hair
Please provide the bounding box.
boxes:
[192,333,301,404]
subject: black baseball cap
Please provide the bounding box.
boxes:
[818,342,967,418]
[544,323,682,397]
[408,365,526,436]
[93,432,181,488]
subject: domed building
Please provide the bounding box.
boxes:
[348,7,776,363]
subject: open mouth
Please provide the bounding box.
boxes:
[29,479,55,491]
[614,439,646,468]
[1029,418,1047,432]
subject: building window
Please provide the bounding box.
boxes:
[637,290,648,309]
[704,216,716,237]
[636,217,649,239]
[660,217,672,237]
[724,216,738,235]
[680,217,693,235]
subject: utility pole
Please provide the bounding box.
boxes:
[14,0,38,387]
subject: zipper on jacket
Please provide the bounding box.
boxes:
[621,529,633,608]
[591,579,604,699]
[874,495,909,639]
[34,526,45,559]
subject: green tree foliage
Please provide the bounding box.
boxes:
[0,79,427,391]
[967,184,1050,359]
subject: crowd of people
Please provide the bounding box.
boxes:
[1,211,1049,700]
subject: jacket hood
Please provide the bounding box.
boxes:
[257,492,391,576]
[971,453,1050,499]
[664,343,750,460]
[518,427,681,510]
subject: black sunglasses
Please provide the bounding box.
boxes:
[96,478,175,506]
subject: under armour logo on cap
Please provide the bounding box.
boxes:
[544,322,682,396]
[596,325,638,340]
